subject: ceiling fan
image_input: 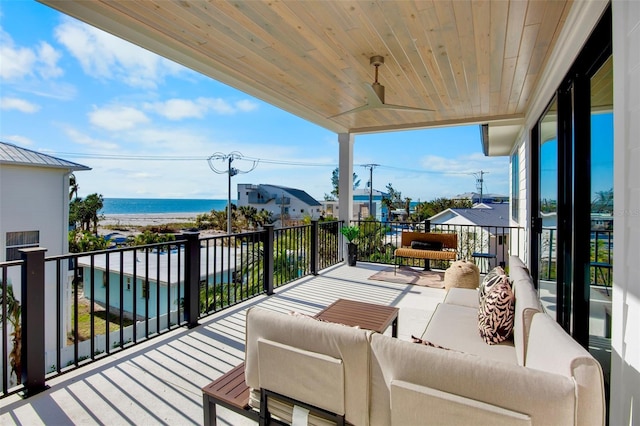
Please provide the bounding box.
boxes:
[329,55,434,118]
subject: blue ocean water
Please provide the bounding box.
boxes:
[102,198,234,215]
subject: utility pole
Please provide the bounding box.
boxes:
[362,164,379,218]
[473,170,488,204]
[208,152,258,234]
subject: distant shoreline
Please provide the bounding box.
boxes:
[100,213,199,227]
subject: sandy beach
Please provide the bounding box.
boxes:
[100,213,199,227]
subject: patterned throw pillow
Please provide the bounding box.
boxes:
[478,266,507,302]
[478,277,515,345]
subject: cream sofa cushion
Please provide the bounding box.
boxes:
[526,313,606,426]
[390,380,531,425]
[442,287,479,308]
[421,303,517,364]
[245,307,373,426]
[257,338,345,415]
[370,333,577,426]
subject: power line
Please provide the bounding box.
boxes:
[49,150,476,176]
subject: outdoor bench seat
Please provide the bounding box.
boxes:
[394,231,457,271]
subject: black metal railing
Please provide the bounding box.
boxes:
[539,228,613,288]
[350,219,526,273]
[0,220,343,398]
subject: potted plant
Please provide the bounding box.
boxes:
[340,225,360,266]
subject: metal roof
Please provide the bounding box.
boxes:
[0,141,90,171]
[432,203,510,227]
[264,184,321,207]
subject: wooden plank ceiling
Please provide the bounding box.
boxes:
[40,0,572,135]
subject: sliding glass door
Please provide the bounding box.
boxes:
[531,4,612,399]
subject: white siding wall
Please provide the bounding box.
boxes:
[0,164,71,364]
[0,165,68,259]
[510,138,529,262]
[611,2,640,424]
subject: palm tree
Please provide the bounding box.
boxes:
[69,174,79,200]
[592,188,613,214]
[0,283,22,384]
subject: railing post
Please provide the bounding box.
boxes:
[310,220,319,275]
[263,225,274,295]
[182,231,200,328]
[424,219,431,232]
[20,247,48,396]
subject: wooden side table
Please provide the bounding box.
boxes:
[315,298,399,337]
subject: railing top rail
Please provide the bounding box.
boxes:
[199,230,264,242]
[0,259,23,268]
[44,239,188,261]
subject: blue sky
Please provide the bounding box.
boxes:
[0,1,509,202]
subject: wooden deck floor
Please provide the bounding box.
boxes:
[0,262,446,425]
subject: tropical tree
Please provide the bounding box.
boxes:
[381,183,403,221]
[69,230,110,253]
[84,193,104,233]
[409,197,473,221]
[330,167,360,199]
[0,282,22,384]
[592,188,613,214]
[69,174,79,200]
[69,193,104,233]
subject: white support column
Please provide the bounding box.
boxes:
[611,2,640,424]
[338,133,354,225]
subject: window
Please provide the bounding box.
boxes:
[5,231,39,261]
[511,153,519,221]
[142,281,149,299]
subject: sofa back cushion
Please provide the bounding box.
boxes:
[245,307,373,426]
[369,333,577,426]
[526,313,606,426]
[508,255,542,366]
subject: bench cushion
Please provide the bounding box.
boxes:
[420,303,516,364]
[394,247,456,260]
[410,240,443,250]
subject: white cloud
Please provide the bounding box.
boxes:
[54,18,186,89]
[0,30,37,80]
[62,125,120,150]
[0,97,40,113]
[89,105,150,131]
[145,98,208,120]
[145,97,260,120]
[0,30,63,81]
[2,135,34,146]
[36,42,63,79]
[235,99,259,112]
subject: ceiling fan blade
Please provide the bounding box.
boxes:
[328,103,373,118]
[378,103,435,113]
[364,83,384,107]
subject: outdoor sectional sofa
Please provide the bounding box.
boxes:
[242,255,605,425]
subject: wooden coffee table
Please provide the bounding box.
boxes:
[315,299,399,337]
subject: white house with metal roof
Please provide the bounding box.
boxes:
[237,184,322,222]
[430,203,512,271]
[0,141,90,261]
[0,141,90,367]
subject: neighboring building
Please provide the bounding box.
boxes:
[454,192,509,205]
[0,141,90,371]
[322,188,389,221]
[429,203,511,271]
[237,184,322,223]
[0,141,90,262]
[80,246,239,321]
